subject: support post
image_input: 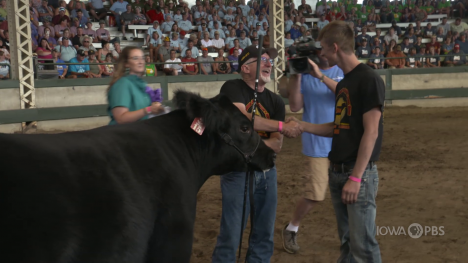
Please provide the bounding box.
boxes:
[7,0,35,113]
[270,0,285,94]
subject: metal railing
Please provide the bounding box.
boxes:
[33,58,247,78]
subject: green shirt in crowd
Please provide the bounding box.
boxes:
[107,74,151,125]
[145,64,156,76]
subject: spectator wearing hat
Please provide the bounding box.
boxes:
[290,22,302,40]
[406,47,420,68]
[88,0,108,21]
[52,7,70,25]
[37,0,54,23]
[356,26,371,47]
[87,49,103,78]
[356,38,371,58]
[455,34,468,54]
[255,22,266,36]
[386,45,406,69]
[181,49,198,75]
[238,30,252,49]
[68,49,92,77]
[236,22,249,37]
[148,31,162,62]
[181,39,199,58]
[110,0,129,29]
[78,36,97,57]
[179,13,192,33]
[368,46,385,69]
[451,18,468,34]
[158,36,172,64]
[213,48,230,74]
[445,44,467,66]
[38,18,56,40]
[317,14,329,31]
[163,49,182,75]
[426,46,441,67]
[198,47,214,74]
[197,22,209,40]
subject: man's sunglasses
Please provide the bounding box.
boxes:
[245,56,274,66]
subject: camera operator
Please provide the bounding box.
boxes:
[280,41,344,254]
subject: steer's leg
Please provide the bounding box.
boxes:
[146,204,196,263]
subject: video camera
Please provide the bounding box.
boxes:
[287,38,321,74]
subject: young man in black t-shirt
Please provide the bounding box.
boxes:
[286,21,384,262]
[212,45,301,263]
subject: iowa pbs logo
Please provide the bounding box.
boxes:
[377,223,445,239]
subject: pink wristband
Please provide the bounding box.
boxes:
[145,106,151,115]
[349,176,362,183]
[278,121,283,133]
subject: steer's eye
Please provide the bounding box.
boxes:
[240,125,251,133]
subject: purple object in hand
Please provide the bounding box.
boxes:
[145,86,163,103]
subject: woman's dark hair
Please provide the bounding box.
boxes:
[40,38,51,50]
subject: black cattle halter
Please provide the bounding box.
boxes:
[220,133,261,164]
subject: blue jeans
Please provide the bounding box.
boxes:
[329,164,381,263]
[212,167,277,263]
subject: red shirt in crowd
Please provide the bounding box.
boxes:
[181,57,197,73]
[146,10,165,24]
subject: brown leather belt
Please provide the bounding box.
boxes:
[330,161,375,173]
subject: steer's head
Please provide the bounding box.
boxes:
[173,91,276,173]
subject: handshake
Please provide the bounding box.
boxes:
[280,117,303,138]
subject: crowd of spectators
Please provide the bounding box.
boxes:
[1,0,468,79]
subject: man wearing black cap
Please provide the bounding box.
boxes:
[212,45,302,263]
[69,49,92,78]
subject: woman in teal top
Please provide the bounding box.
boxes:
[107,46,164,125]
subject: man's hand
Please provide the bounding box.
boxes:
[341,180,361,204]
[281,117,303,138]
[307,58,322,79]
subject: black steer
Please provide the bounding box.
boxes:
[0,91,276,263]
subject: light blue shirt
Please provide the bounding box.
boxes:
[285,20,294,32]
[69,57,90,73]
[178,20,192,32]
[110,1,129,13]
[300,66,344,157]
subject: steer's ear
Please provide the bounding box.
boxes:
[173,90,219,132]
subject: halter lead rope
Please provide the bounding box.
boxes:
[237,35,264,263]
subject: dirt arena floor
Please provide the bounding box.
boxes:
[192,106,468,263]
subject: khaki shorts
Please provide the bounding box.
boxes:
[302,156,330,201]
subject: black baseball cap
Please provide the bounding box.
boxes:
[77,49,86,56]
[238,45,278,72]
